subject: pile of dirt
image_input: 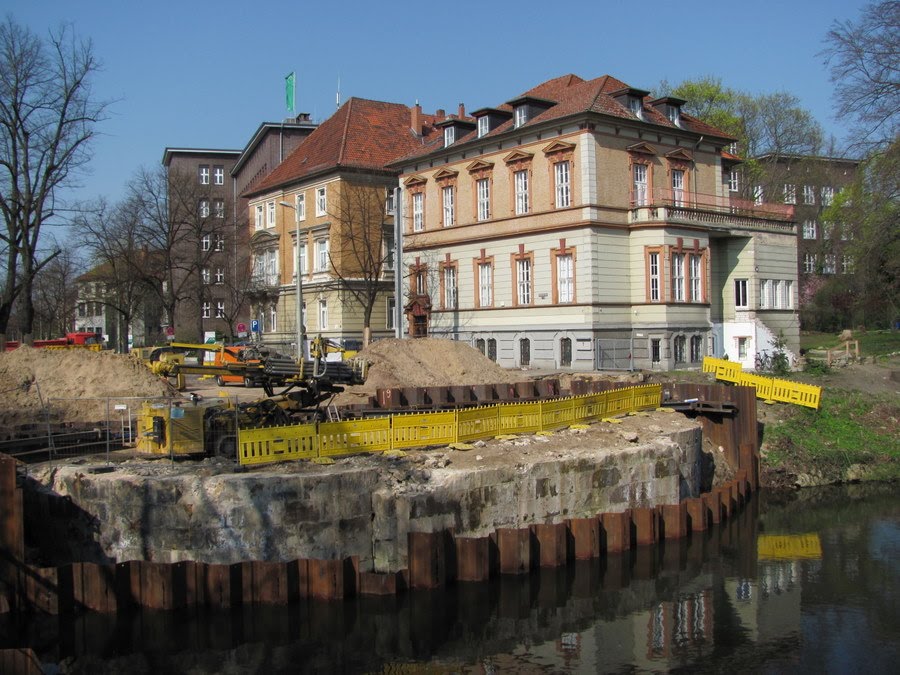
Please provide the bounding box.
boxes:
[0,347,174,427]
[334,338,521,405]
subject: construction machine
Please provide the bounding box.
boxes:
[134,336,367,458]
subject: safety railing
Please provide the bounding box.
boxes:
[702,357,821,409]
[237,383,663,467]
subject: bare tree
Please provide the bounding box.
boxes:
[823,1,900,152]
[129,166,231,342]
[31,243,82,338]
[324,180,394,346]
[72,197,162,352]
[0,17,109,347]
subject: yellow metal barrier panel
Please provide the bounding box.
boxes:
[704,357,822,410]
[605,388,635,416]
[770,378,821,409]
[738,373,774,401]
[499,401,542,435]
[633,384,663,410]
[239,422,318,465]
[319,418,392,457]
[392,410,458,449]
[457,405,500,442]
[582,392,609,421]
[541,397,577,431]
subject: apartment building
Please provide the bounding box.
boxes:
[392,74,799,371]
[242,98,440,355]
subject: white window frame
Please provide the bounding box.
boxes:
[318,299,328,329]
[215,267,224,284]
[633,164,648,206]
[821,186,834,206]
[201,234,211,252]
[478,262,493,307]
[735,278,749,309]
[726,169,739,192]
[215,234,225,251]
[216,301,225,318]
[315,186,327,216]
[383,235,394,270]
[783,184,796,205]
[295,193,306,221]
[672,169,685,207]
[269,306,277,332]
[386,297,395,329]
[516,258,532,305]
[202,302,211,318]
[783,280,794,308]
[824,254,836,274]
[649,251,660,302]
[443,126,455,147]
[753,185,764,205]
[213,198,224,219]
[477,116,489,138]
[199,199,210,218]
[760,279,772,308]
[555,161,571,208]
[443,266,457,309]
[672,253,685,302]
[803,220,818,239]
[628,97,643,119]
[315,237,329,271]
[803,185,816,205]
[514,170,529,215]
[412,192,424,231]
[199,165,210,185]
[557,253,573,303]
[514,106,527,128]
[385,190,395,215]
[267,201,275,227]
[213,166,224,185]
[442,186,454,226]
[201,267,211,284]
[255,204,264,230]
[476,178,490,221]
[689,254,701,302]
[804,253,816,274]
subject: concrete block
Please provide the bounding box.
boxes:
[531,522,567,568]
[567,517,601,560]
[496,527,532,574]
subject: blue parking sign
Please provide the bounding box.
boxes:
[251,319,260,333]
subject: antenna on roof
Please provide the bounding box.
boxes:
[336,75,341,110]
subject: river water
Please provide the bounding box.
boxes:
[6,483,899,673]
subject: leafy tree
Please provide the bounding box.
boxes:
[823,0,900,152]
[0,17,109,347]
[821,139,899,328]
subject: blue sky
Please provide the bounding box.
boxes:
[8,0,869,214]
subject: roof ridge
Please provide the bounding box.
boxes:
[338,97,354,166]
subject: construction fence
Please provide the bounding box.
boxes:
[238,383,663,467]
[702,357,821,409]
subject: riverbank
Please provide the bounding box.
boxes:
[756,355,900,488]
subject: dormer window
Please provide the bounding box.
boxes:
[514,106,528,128]
[628,97,643,120]
[444,126,456,147]
[477,116,489,138]
[667,105,681,127]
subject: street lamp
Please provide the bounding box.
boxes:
[279,200,305,360]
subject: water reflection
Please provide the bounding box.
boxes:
[3,483,898,673]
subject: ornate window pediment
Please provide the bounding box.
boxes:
[466,159,494,173]
[503,150,534,165]
[542,140,576,156]
[665,148,694,162]
[403,175,427,188]
[433,167,459,183]
[626,141,657,156]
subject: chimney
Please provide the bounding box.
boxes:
[411,103,422,136]
[436,108,445,119]
[458,103,465,118]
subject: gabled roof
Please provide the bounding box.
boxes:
[390,73,736,167]
[245,98,439,197]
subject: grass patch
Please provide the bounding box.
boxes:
[800,329,900,357]
[763,389,900,477]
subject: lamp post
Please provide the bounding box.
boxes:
[279,200,305,360]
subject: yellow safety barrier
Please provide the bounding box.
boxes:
[757,534,823,560]
[238,382,663,466]
[392,410,457,450]
[239,422,318,465]
[702,357,821,409]
[541,397,577,431]
[458,405,500,442]
[318,418,392,457]
[499,401,543,435]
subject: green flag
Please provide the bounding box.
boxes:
[285,72,296,113]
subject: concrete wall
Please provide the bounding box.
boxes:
[28,425,702,573]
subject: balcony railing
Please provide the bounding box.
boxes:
[630,189,795,232]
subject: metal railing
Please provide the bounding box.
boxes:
[630,189,795,232]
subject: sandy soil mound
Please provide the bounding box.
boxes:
[334,338,521,404]
[0,347,174,427]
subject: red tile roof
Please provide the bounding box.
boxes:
[392,74,736,166]
[245,98,439,197]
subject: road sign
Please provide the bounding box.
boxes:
[251,319,260,333]
[237,322,247,333]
